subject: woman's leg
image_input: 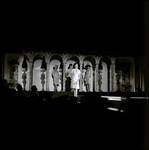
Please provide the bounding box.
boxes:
[68,77,71,91]
[86,84,89,92]
[75,88,78,97]
[54,85,56,92]
[54,84,57,92]
[74,89,76,97]
[88,84,90,92]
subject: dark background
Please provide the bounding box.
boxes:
[1,2,148,56]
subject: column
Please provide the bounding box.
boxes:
[110,59,116,92]
[116,70,121,92]
[62,61,67,91]
[79,62,83,92]
[95,63,99,92]
[29,61,33,91]
[93,69,95,92]
[46,63,50,91]
[98,70,102,92]
[8,59,19,86]
[22,68,27,91]
[107,66,110,92]
[40,68,46,91]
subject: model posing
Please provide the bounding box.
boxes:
[52,65,60,92]
[66,64,73,92]
[84,64,91,92]
[71,63,81,97]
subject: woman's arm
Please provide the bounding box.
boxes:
[70,69,74,79]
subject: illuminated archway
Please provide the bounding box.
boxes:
[100,56,111,92]
[83,55,96,92]
[33,54,46,91]
[49,55,63,91]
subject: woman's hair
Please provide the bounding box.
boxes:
[68,64,72,69]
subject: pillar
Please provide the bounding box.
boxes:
[98,70,102,92]
[110,59,116,92]
[79,62,83,92]
[40,68,46,91]
[8,59,19,86]
[62,61,67,91]
[46,63,50,91]
[116,70,121,92]
[95,63,99,92]
[22,68,27,91]
[107,66,110,92]
[29,61,33,91]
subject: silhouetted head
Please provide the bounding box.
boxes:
[31,85,37,92]
[17,84,23,92]
[1,78,8,90]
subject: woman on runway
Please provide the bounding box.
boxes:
[71,63,81,97]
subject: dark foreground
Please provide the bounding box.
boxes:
[1,92,148,149]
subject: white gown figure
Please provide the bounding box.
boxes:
[71,68,81,89]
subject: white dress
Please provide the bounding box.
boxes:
[71,69,81,89]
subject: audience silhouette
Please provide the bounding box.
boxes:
[1,78,146,148]
[30,85,43,105]
[1,78,8,98]
[16,84,27,103]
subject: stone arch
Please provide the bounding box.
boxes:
[82,55,96,92]
[31,53,47,91]
[66,54,81,63]
[48,54,63,92]
[49,54,63,62]
[64,55,80,70]
[100,56,111,68]
[99,56,112,92]
[98,55,112,65]
[83,55,96,69]
[33,53,47,63]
